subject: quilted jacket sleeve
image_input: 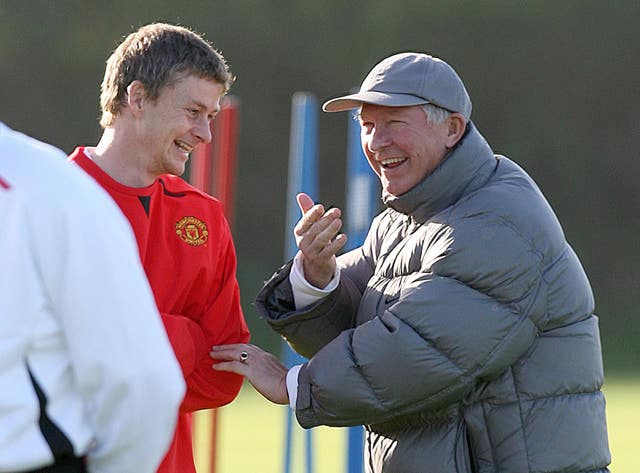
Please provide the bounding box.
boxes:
[254,209,388,358]
[254,243,373,358]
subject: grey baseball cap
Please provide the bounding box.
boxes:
[322,52,472,119]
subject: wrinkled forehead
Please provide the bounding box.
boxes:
[358,103,426,120]
[162,74,224,106]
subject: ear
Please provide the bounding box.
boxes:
[444,113,467,149]
[125,80,147,116]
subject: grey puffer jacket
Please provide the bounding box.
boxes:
[255,124,610,473]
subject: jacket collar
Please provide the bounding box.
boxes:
[382,122,497,223]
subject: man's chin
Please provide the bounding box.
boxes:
[383,183,413,197]
[383,183,403,197]
[168,158,188,177]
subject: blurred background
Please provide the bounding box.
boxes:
[1,0,638,374]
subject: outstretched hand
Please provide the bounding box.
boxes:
[294,192,347,288]
[211,344,290,405]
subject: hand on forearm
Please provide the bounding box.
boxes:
[210,344,289,405]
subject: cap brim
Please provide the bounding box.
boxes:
[322,91,429,112]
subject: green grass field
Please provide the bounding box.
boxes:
[193,376,639,473]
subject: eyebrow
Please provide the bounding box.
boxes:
[190,101,220,116]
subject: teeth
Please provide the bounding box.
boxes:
[380,157,406,166]
[175,141,192,153]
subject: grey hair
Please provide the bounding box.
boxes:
[422,104,452,125]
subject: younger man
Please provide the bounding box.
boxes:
[69,23,250,473]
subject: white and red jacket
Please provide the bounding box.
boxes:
[0,122,185,473]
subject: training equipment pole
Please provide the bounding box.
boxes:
[282,92,318,473]
[190,96,240,225]
[344,108,380,473]
[189,95,240,473]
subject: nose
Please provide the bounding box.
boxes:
[364,125,391,153]
[194,118,213,144]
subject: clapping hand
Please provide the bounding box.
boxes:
[294,192,347,288]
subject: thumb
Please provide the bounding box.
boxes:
[296,192,315,215]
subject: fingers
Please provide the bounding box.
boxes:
[315,232,348,258]
[210,344,254,376]
[295,203,326,237]
[297,209,340,244]
[296,214,346,273]
[210,343,252,362]
[295,205,342,241]
[295,193,342,238]
[211,344,290,404]
[292,195,347,288]
[296,193,315,214]
[211,359,247,376]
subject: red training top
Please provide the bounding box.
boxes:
[70,148,250,473]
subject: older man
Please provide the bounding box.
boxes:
[213,53,610,473]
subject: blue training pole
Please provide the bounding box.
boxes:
[344,108,380,473]
[282,92,318,473]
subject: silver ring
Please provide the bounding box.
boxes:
[240,351,249,362]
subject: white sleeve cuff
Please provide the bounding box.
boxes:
[289,251,340,310]
[286,364,303,410]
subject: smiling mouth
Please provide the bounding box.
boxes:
[174,140,193,154]
[380,157,407,169]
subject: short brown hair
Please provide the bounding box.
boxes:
[99,23,234,128]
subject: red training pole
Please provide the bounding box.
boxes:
[188,95,240,473]
[211,95,240,226]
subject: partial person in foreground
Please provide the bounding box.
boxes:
[68,23,250,473]
[212,52,611,472]
[0,121,185,473]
